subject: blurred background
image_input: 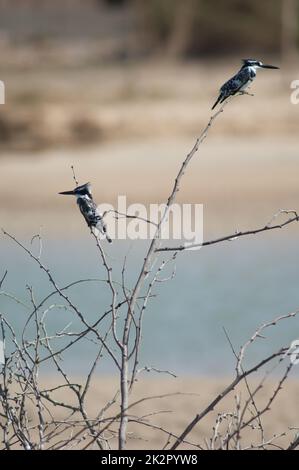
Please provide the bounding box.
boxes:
[0,0,299,448]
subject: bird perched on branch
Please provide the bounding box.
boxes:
[212,59,279,110]
[59,182,112,243]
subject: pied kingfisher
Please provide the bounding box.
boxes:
[212,59,279,110]
[59,182,112,243]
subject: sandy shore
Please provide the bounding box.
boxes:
[19,375,298,450]
[1,136,299,238]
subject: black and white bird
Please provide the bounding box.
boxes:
[59,182,112,243]
[211,59,279,110]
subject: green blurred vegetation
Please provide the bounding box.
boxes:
[135,0,299,57]
[0,0,297,59]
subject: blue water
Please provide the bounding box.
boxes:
[1,231,299,377]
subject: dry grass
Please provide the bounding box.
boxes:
[1,58,297,150]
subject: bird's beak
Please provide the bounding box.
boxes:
[59,190,75,195]
[261,64,279,69]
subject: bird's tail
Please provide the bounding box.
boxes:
[92,224,112,243]
[93,217,112,243]
[211,94,223,110]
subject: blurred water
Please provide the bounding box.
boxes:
[1,231,299,378]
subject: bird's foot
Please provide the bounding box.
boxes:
[239,91,254,97]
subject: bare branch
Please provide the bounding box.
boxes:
[156,210,299,252]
